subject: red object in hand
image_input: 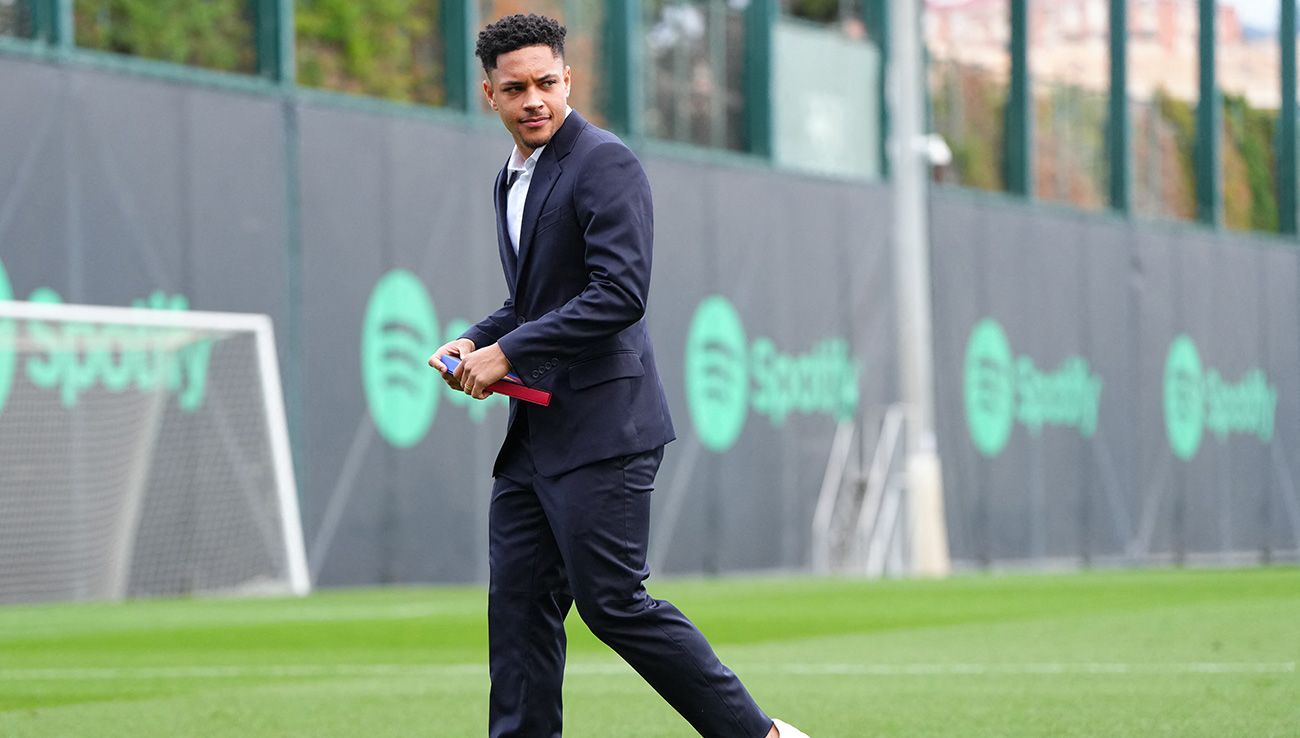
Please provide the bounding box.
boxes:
[438,355,552,407]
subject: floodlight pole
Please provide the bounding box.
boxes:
[889,0,950,577]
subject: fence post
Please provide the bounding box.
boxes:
[254,0,294,83]
[1108,0,1131,213]
[1005,0,1032,196]
[744,0,775,157]
[1196,0,1221,227]
[1280,0,1297,235]
[604,0,642,140]
[443,1,478,113]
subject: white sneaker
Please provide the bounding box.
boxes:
[773,718,810,737]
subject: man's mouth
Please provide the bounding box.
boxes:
[521,116,550,129]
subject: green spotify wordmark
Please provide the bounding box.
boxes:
[21,288,213,411]
[362,270,441,449]
[1163,334,1277,461]
[684,295,861,453]
[963,318,1103,458]
[0,256,212,417]
[0,257,14,416]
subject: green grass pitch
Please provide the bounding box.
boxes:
[1,567,1297,737]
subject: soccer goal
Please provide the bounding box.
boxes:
[0,299,309,604]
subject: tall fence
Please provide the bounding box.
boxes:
[0,55,1296,585]
[932,191,1300,567]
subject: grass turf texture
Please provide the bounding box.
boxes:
[0,568,1296,737]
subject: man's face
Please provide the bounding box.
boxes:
[484,44,571,155]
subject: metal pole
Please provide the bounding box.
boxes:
[744,0,774,157]
[31,0,72,49]
[864,0,890,178]
[443,0,478,113]
[1280,0,1297,235]
[1196,0,1221,227]
[253,0,293,83]
[603,0,643,140]
[890,0,949,578]
[1005,0,1032,196]
[1108,0,1131,213]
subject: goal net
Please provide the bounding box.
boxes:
[0,299,309,604]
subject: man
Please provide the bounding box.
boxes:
[428,14,808,738]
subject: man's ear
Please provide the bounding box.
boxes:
[482,78,497,111]
[563,65,572,98]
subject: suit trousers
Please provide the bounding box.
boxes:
[488,418,772,738]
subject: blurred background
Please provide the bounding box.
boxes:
[1,0,1298,598]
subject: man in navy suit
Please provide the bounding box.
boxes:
[429,14,807,738]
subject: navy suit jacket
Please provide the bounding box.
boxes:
[462,111,675,477]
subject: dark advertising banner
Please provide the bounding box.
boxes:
[4,54,1298,590]
[932,191,1300,567]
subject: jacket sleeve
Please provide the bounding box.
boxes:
[460,296,516,349]
[496,142,653,380]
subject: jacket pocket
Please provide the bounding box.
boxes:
[534,206,570,235]
[569,350,644,390]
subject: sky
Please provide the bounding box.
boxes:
[1227,0,1283,32]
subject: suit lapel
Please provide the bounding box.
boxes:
[494,165,518,292]
[512,110,587,294]
[513,155,560,290]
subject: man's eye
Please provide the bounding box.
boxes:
[542,81,554,87]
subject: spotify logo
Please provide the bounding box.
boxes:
[1162,334,1276,461]
[964,318,1015,458]
[685,296,749,452]
[684,296,861,453]
[0,257,13,417]
[362,270,440,448]
[1163,335,1204,461]
[963,318,1103,458]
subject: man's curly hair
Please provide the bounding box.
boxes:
[476,14,567,73]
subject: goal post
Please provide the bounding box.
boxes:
[0,299,309,604]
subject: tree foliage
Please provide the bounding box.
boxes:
[296,0,443,105]
[75,0,255,72]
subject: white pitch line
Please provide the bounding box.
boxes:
[0,662,1293,682]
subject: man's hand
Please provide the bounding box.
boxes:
[429,338,476,391]
[456,343,512,400]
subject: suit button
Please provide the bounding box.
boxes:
[516,317,525,326]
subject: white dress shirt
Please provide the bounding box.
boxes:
[505,147,542,255]
[505,107,572,254]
